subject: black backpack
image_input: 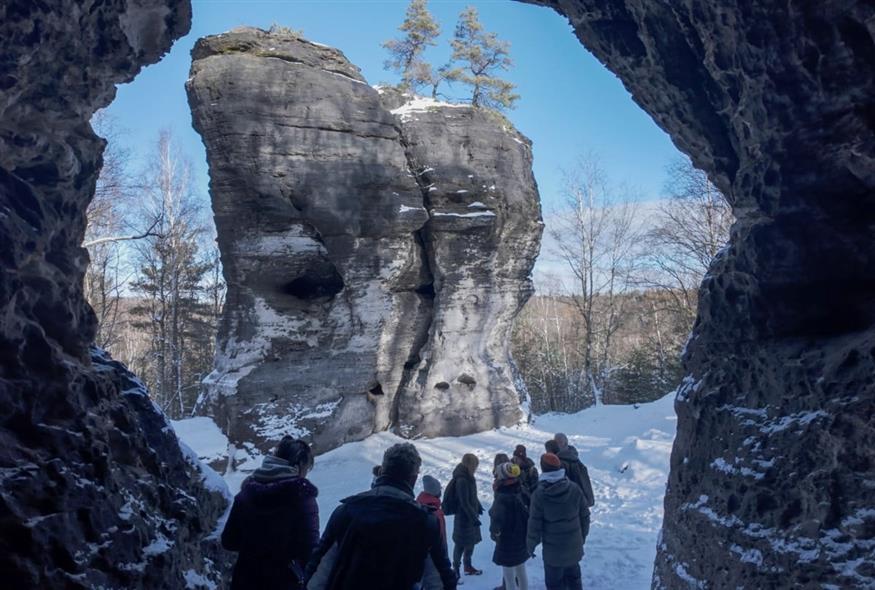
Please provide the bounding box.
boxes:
[442,476,459,516]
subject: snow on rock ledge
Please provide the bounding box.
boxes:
[187,29,542,454]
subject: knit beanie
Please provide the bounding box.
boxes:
[497,462,521,480]
[513,445,527,459]
[422,474,442,497]
[541,453,562,473]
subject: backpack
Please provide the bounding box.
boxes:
[442,476,459,516]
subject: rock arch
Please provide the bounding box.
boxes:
[519,0,875,586]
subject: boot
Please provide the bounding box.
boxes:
[464,565,483,576]
[454,567,464,585]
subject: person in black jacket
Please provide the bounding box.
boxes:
[306,443,456,590]
[449,453,484,578]
[553,433,595,510]
[489,462,529,590]
[222,437,318,590]
[511,445,538,505]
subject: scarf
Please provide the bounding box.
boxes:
[251,455,300,482]
[538,468,566,484]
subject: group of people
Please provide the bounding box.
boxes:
[221,433,594,590]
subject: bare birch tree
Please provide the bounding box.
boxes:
[549,154,642,405]
[130,130,210,419]
[641,157,733,324]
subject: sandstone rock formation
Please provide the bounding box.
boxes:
[390,93,543,438]
[518,1,875,587]
[0,1,230,588]
[186,29,542,454]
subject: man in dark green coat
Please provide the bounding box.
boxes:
[450,453,484,578]
[526,453,589,590]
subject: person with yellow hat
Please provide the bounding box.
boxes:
[489,461,530,590]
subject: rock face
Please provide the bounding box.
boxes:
[0,1,230,588]
[391,95,542,437]
[518,1,875,587]
[186,29,542,454]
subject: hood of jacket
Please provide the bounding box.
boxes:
[538,477,577,502]
[494,479,522,495]
[239,472,317,507]
[557,446,580,463]
[251,455,300,482]
[416,491,442,510]
[453,462,474,481]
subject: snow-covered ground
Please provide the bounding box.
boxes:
[173,393,677,589]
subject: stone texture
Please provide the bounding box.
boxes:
[187,30,542,454]
[0,1,230,587]
[518,0,875,587]
[391,94,543,437]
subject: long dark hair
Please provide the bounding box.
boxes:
[275,437,314,472]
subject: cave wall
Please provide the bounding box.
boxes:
[0,1,230,587]
[518,0,875,587]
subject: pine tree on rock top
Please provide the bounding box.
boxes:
[382,0,441,93]
[448,6,519,111]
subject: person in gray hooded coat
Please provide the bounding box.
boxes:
[526,453,589,590]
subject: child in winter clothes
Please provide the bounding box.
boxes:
[417,475,450,590]
[418,475,448,547]
[490,463,530,590]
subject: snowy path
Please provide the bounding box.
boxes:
[176,393,677,590]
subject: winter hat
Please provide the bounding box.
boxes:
[541,453,562,473]
[497,462,521,480]
[422,474,442,497]
[513,445,527,459]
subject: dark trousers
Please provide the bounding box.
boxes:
[544,563,582,590]
[452,543,474,568]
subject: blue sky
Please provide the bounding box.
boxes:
[105,0,683,274]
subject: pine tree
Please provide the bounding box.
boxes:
[448,6,519,110]
[382,0,441,93]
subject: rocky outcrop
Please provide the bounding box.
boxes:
[389,93,542,437]
[518,1,875,587]
[0,1,230,588]
[187,29,541,454]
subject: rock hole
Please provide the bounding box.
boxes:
[281,261,344,300]
[434,381,450,390]
[457,373,476,386]
[369,383,384,396]
[403,355,420,370]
